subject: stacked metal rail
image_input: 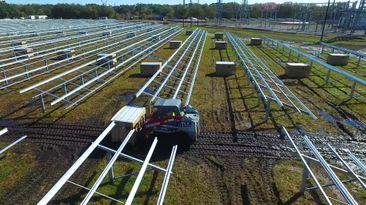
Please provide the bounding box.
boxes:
[263,37,366,98]
[319,42,366,69]
[226,32,316,120]
[15,26,182,111]
[284,127,365,205]
[0,128,27,155]
[38,123,178,205]
[135,28,207,106]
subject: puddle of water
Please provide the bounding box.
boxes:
[0,119,16,127]
[318,110,338,126]
[343,118,366,131]
[119,91,136,102]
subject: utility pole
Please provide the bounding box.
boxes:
[183,0,186,27]
[217,0,223,25]
[320,0,331,42]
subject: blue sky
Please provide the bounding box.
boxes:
[7,0,341,5]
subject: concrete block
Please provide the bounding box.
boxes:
[96,53,117,67]
[216,61,236,76]
[57,31,65,37]
[169,40,182,49]
[215,41,227,50]
[126,32,135,38]
[102,31,112,37]
[149,35,160,41]
[327,53,349,66]
[285,63,311,78]
[186,30,193,35]
[214,32,224,39]
[250,38,262,46]
[55,49,75,60]
[140,62,161,77]
[11,40,27,46]
[14,47,33,57]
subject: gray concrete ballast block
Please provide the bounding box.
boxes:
[215,41,227,50]
[250,38,262,46]
[140,62,161,77]
[216,61,236,76]
[327,53,349,66]
[285,62,311,78]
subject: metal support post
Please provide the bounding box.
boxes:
[326,69,331,83]
[265,101,271,121]
[350,82,356,98]
[63,84,68,95]
[25,65,29,78]
[107,153,115,184]
[288,50,292,61]
[300,159,310,193]
[356,57,361,68]
[2,70,8,85]
[40,94,46,112]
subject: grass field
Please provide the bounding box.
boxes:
[0,23,365,204]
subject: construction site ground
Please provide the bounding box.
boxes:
[0,24,365,204]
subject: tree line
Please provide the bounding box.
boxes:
[0,2,328,20]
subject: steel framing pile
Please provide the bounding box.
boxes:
[135,28,207,106]
[226,32,317,120]
[0,20,183,111]
[319,42,365,68]
[263,37,366,98]
[0,128,27,155]
[284,127,365,205]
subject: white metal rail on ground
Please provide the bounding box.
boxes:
[0,128,8,136]
[0,128,27,155]
[346,149,366,174]
[226,32,317,121]
[283,127,363,205]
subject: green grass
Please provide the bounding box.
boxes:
[69,156,220,205]
[273,160,366,204]
[0,143,38,199]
